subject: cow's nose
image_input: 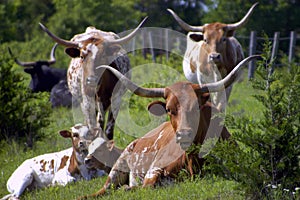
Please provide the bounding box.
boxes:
[176,129,194,150]
[209,53,221,62]
[79,141,84,147]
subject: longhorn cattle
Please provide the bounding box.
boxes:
[8,44,73,108]
[1,124,105,200]
[39,18,147,140]
[168,3,258,110]
[77,55,260,199]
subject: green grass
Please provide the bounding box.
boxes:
[17,176,244,200]
[0,58,262,199]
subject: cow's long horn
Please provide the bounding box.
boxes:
[167,9,203,32]
[48,43,58,65]
[197,55,261,93]
[7,47,36,67]
[225,2,258,31]
[39,23,79,48]
[96,65,165,98]
[106,17,148,45]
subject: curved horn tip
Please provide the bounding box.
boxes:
[39,22,47,31]
[167,8,174,14]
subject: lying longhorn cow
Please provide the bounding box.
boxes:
[8,44,73,108]
[168,3,258,110]
[39,18,147,140]
[77,55,260,199]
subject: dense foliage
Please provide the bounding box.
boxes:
[204,40,300,199]
[0,46,52,147]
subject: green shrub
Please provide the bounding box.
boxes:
[0,46,52,147]
[204,40,300,199]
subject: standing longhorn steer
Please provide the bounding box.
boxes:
[77,55,260,199]
[168,3,258,110]
[39,18,147,140]
[1,124,105,200]
[8,44,73,108]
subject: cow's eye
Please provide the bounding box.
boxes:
[166,108,176,115]
[73,133,79,138]
[204,39,208,43]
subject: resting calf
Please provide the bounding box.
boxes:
[1,124,104,200]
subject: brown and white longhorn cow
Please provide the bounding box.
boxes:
[168,3,258,110]
[39,18,147,140]
[77,55,260,199]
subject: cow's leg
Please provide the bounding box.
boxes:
[105,109,115,140]
[96,100,105,138]
[105,87,123,140]
[77,153,129,200]
[7,169,34,198]
[142,168,163,188]
[81,94,97,130]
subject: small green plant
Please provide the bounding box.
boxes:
[0,46,52,147]
[204,39,300,199]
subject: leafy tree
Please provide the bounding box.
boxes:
[0,0,55,42]
[202,0,300,36]
[204,40,300,198]
[45,0,144,41]
[0,46,52,148]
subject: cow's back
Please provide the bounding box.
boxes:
[6,148,73,192]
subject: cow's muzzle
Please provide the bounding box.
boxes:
[84,156,92,168]
[176,129,194,151]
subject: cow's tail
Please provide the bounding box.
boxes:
[0,194,13,200]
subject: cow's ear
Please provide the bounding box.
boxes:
[148,101,166,116]
[200,93,210,105]
[24,68,34,74]
[59,130,72,138]
[105,44,121,55]
[189,33,204,42]
[65,48,81,58]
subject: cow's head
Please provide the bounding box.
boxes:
[168,3,258,65]
[39,18,147,95]
[95,55,260,150]
[8,44,58,92]
[59,124,99,161]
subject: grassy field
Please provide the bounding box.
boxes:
[0,56,263,199]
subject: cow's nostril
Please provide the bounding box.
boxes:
[84,159,90,165]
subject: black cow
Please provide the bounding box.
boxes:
[8,44,73,107]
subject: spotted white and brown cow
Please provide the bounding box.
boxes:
[77,55,260,199]
[168,3,258,110]
[1,124,104,200]
[39,18,147,140]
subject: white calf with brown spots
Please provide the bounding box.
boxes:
[1,124,104,200]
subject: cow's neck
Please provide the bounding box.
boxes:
[68,150,81,176]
